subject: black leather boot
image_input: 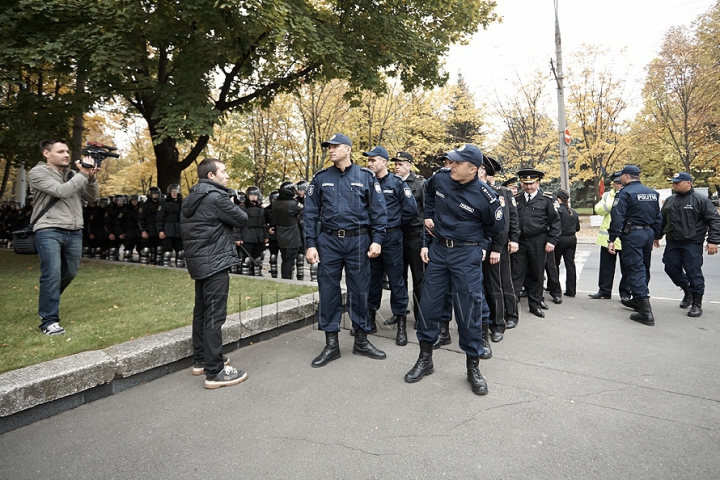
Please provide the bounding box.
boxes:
[679,286,693,308]
[630,298,655,326]
[352,330,387,360]
[688,294,703,317]
[621,297,640,311]
[311,331,341,368]
[395,315,408,346]
[350,311,377,336]
[433,321,451,349]
[466,355,488,395]
[384,314,399,325]
[480,324,492,360]
[405,341,434,382]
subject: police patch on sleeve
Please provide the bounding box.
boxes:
[495,206,504,221]
[308,185,314,197]
[404,188,412,198]
[612,197,619,207]
[375,183,381,193]
[499,196,505,207]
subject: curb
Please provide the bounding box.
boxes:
[0,293,319,434]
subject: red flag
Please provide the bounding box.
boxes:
[599,181,605,196]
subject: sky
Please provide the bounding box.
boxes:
[444,0,718,118]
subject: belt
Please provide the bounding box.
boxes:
[322,227,369,238]
[435,236,479,248]
[631,225,652,230]
[386,226,400,232]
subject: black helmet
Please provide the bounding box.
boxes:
[167,183,181,199]
[237,190,246,203]
[246,186,262,202]
[296,180,309,193]
[227,188,237,197]
[148,186,161,200]
[99,196,112,208]
[279,181,297,197]
[270,190,280,202]
[130,194,141,203]
[114,195,125,206]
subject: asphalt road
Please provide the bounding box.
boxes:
[2,244,719,479]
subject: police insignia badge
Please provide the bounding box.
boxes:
[495,207,504,221]
[499,196,506,207]
[511,197,517,207]
[375,183,381,193]
[404,188,412,198]
[308,185,314,196]
[613,197,619,207]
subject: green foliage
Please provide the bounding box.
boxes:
[0,250,316,374]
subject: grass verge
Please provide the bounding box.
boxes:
[0,250,316,374]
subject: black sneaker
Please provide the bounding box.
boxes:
[192,356,230,376]
[204,365,248,389]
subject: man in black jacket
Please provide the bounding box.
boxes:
[181,158,249,389]
[271,182,304,279]
[655,172,720,317]
[157,184,184,263]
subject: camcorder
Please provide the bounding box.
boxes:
[80,141,120,168]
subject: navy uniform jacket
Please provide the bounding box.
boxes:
[514,190,561,244]
[304,162,388,249]
[489,184,520,252]
[608,181,662,242]
[378,173,418,229]
[402,172,425,231]
[424,169,505,244]
[660,188,720,244]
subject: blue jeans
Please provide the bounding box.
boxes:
[35,228,83,330]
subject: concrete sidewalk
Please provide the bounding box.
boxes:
[1,245,719,478]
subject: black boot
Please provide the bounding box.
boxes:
[395,315,408,346]
[679,286,692,308]
[480,324,492,360]
[466,355,488,395]
[405,341,434,383]
[433,321,451,349]
[630,298,655,326]
[352,330,387,360]
[384,314,398,325]
[688,294,703,317]
[350,310,377,336]
[621,297,640,311]
[311,332,341,368]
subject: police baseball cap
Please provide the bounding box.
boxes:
[670,172,693,183]
[444,144,484,168]
[321,133,352,148]
[391,151,414,163]
[612,171,623,183]
[620,165,641,176]
[362,146,389,161]
[481,154,502,176]
[517,168,545,183]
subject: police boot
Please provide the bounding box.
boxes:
[466,355,489,395]
[350,311,377,336]
[269,254,278,278]
[311,331,341,368]
[296,254,305,280]
[621,297,640,311]
[480,324,492,360]
[352,330,387,360]
[433,321,451,349]
[630,298,655,326]
[405,341,434,383]
[395,315,408,346]
[679,285,693,309]
[688,294,703,317]
[309,263,318,282]
[384,314,399,326]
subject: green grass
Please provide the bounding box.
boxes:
[575,207,593,215]
[0,250,317,374]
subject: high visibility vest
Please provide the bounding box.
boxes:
[594,190,622,249]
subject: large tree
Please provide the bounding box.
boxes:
[3,0,499,190]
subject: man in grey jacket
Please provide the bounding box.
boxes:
[29,139,99,335]
[181,158,249,389]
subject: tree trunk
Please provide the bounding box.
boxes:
[153,138,182,192]
[0,160,12,200]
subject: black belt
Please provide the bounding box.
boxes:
[631,225,652,230]
[435,236,479,248]
[386,226,400,232]
[322,227,369,238]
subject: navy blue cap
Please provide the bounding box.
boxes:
[445,144,484,168]
[612,171,623,183]
[362,146,389,161]
[670,172,693,182]
[620,165,641,176]
[321,133,352,148]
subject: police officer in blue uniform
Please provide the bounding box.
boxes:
[305,133,389,367]
[655,172,720,318]
[404,144,505,396]
[363,146,418,346]
[608,165,662,326]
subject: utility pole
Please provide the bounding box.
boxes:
[552,0,570,192]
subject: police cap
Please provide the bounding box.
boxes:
[517,168,544,183]
[670,172,693,183]
[481,154,502,176]
[362,146,389,161]
[445,144,484,168]
[321,133,352,148]
[501,176,519,187]
[391,151,414,164]
[620,165,641,176]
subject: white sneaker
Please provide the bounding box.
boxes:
[43,322,66,336]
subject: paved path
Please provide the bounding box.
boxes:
[2,245,719,479]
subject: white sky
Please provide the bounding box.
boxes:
[444,0,717,116]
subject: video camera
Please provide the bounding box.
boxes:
[80,141,120,168]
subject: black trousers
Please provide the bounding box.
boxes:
[280,247,300,279]
[402,228,425,320]
[243,242,265,260]
[501,248,518,324]
[192,269,230,376]
[483,247,515,334]
[162,236,183,253]
[512,234,547,311]
[598,246,630,298]
[555,234,577,296]
[545,252,562,298]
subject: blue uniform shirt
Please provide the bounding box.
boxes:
[424,169,505,244]
[304,162,388,248]
[608,180,662,242]
[377,173,418,229]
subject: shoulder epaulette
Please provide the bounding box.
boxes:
[312,167,328,178]
[514,191,523,199]
[360,166,376,177]
[391,173,404,180]
[479,183,497,203]
[543,191,554,198]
